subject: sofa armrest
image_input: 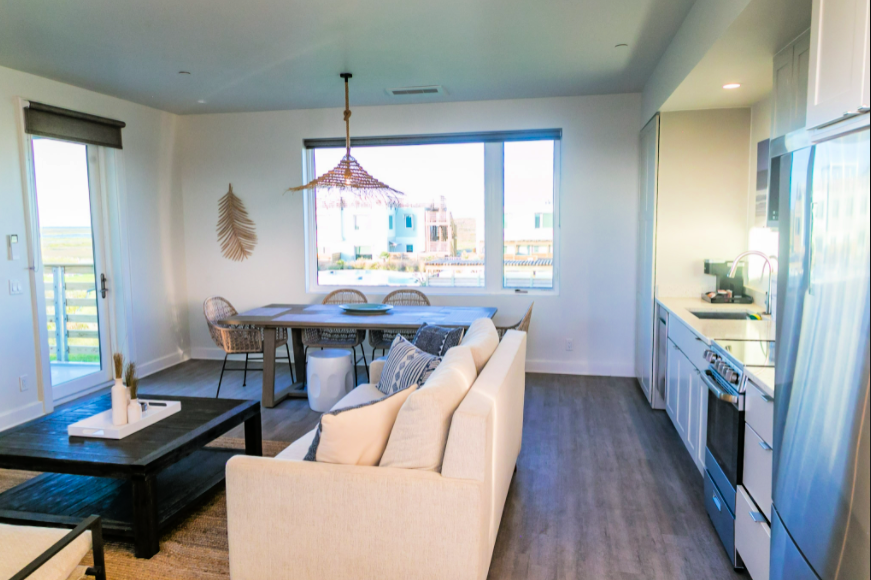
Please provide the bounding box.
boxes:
[369,356,387,384]
[226,456,488,580]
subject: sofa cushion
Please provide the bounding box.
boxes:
[376,335,440,396]
[412,323,464,356]
[459,318,500,373]
[380,346,478,472]
[0,523,91,580]
[275,384,387,462]
[304,384,419,466]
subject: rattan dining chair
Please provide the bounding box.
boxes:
[302,289,369,383]
[204,297,293,398]
[496,302,534,340]
[368,289,431,357]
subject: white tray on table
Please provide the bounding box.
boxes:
[67,400,182,440]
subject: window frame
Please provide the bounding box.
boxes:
[303,131,561,296]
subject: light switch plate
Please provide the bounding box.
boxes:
[19,375,29,392]
[9,280,23,295]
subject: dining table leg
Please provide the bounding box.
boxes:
[260,326,307,408]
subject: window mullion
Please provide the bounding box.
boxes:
[484,142,504,292]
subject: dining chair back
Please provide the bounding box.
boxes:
[369,289,431,356]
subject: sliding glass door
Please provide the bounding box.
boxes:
[30,137,113,401]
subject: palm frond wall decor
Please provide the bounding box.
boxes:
[217,184,257,262]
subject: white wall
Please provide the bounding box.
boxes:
[178,94,642,376]
[656,109,752,297]
[0,65,190,429]
[641,0,752,126]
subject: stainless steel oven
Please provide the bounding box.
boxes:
[702,343,745,568]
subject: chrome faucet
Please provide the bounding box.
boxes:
[728,250,777,315]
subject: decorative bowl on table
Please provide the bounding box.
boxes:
[339,303,394,315]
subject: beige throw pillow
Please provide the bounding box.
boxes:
[305,384,419,466]
[460,317,500,373]
[380,347,478,471]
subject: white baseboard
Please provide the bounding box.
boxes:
[526,359,635,377]
[0,400,45,432]
[138,350,190,377]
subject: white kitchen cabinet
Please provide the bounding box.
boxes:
[744,423,774,521]
[806,0,871,130]
[666,340,683,437]
[635,115,660,403]
[736,485,772,580]
[772,30,812,138]
[665,339,708,474]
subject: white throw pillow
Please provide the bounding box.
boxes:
[460,317,500,373]
[380,346,478,472]
[304,384,419,466]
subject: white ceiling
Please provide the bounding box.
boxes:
[0,0,696,115]
[662,0,812,112]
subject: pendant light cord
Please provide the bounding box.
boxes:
[342,74,352,158]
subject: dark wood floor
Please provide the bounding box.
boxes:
[133,360,742,580]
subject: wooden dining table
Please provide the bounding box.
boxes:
[222,303,497,408]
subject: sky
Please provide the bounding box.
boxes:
[32,138,93,229]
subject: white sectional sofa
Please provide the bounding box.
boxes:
[225,330,527,580]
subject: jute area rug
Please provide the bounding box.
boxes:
[0,437,288,580]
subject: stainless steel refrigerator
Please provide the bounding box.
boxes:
[771,125,870,580]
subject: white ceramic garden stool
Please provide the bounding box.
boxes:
[306,349,355,412]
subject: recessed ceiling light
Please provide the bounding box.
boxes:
[197,100,207,104]
[178,71,192,75]
[723,83,742,90]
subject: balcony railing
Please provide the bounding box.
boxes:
[44,264,100,363]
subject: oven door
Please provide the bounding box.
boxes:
[703,370,744,508]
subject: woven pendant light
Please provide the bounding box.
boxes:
[288,73,404,207]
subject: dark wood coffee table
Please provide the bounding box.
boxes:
[0,395,261,559]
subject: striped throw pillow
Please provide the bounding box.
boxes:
[376,335,441,396]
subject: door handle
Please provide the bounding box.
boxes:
[100,273,109,299]
[700,371,739,404]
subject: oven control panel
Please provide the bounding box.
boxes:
[704,349,742,386]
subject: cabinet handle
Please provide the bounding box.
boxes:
[712,495,722,512]
[749,511,767,524]
[758,440,773,452]
[747,381,774,403]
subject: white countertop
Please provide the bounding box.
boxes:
[657,297,776,342]
[657,297,776,394]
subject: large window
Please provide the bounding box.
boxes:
[306,131,559,293]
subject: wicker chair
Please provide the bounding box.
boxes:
[204,297,293,398]
[302,289,369,383]
[496,302,534,340]
[368,289,431,357]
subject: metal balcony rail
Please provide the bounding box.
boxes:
[44,264,99,362]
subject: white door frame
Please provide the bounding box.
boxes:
[14,97,126,409]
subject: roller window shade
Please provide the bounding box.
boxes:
[304,128,562,149]
[24,102,126,149]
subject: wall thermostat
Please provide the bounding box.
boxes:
[7,234,21,261]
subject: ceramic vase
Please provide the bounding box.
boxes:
[127,399,143,423]
[111,379,128,426]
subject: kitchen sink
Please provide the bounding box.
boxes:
[690,311,757,320]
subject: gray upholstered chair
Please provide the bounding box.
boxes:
[204,296,293,398]
[496,302,534,340]
[302,289,369,383]
[368,289,431,357]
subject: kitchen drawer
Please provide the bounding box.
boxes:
[667,315,709,371]
[737,485,771,580]
[743,423,773,521]
[745,378,774,445]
